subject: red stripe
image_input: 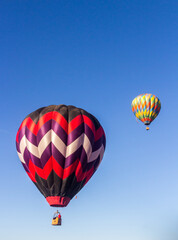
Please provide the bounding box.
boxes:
[36,112,68,135]
[84,167,94,184]
[95,126,105,141]
[18,112,68,136]
[68,115,96,135]
[30,159,46,179]
[75,161,94,182]
[17,112,97,137]
[27,172,37,182]
[68,115,83,134]
[16,131,19,143]
[16,118,29,143]
[83,115,95,135]
[27,118,38,135]
[52,156,63,179]
[28,156,64,180]
[27,155,96,183]
[63,159,79,179]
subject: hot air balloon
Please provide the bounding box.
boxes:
[16,105,106,225]
[131,93,161,130]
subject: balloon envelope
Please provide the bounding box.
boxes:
[131,93,161,126]
[16,105,106,207]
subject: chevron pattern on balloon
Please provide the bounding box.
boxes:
[16,105,106,205]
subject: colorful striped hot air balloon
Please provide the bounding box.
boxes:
[16,105,106,210]
[131,93,161,130]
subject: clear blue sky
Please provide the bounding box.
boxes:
[0,0,178,239]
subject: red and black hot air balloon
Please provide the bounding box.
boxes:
[16,105,106,217]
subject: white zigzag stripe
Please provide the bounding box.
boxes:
[17,152,25,164]
[18,130,104,164]
[89,145,105,163]
[98,145,105,165]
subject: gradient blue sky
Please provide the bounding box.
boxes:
[0,1,178,239]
